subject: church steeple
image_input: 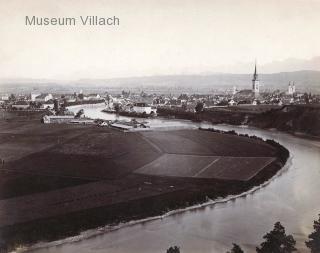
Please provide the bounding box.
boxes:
[253,61,258,81]
[252,60,260,95]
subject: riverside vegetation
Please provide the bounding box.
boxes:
[166,213,320,253]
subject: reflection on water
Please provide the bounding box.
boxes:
[30,105,320,253]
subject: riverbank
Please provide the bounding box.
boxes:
[0,112,289,252]
[16,155,293,253]
[157,104,320,137]
[64,100,105,107]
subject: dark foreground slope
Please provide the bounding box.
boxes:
[0,111,289,251]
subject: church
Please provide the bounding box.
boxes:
[233,62,261,104]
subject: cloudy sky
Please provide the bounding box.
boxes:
[0,0,320,79]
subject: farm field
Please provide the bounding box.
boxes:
[195,156,276,181]
[0,111,287,249]
[135,154,275,181]
[135,154,218,177]
[140,130,276,157]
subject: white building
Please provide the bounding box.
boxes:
[288,81,296,95]
[84,94,101,101]
[232,86,238,95]
[34,93,53,102]
[132,103,157,115]
[1,94,9,101]
[42,115,74,124]
[228,99,236,106]
[31,93,41,102]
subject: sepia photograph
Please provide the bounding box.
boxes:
[0,0,320,253]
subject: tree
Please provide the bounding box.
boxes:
[53,99,59,113]
[195,102,204,113]
[256,222,296,253]
[166,246,180,253]
[306,214,320,253]
[303,92,310,104]
[75,109,84,118]
[226,243,244,253]
[78,93,84,100]
[114,103,121,113]
[9,94,16,101]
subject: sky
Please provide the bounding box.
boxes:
[0,0,320,80]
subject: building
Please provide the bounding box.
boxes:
[288,81,296,95]
[34,93,53,102]
[252,62,260,96]
[228,99,237,106]
[132,102,157,115]
[84,94,101,101]
[1,94,9,101]
[12,101,30,110]
[42,115,75,124]
[232,86,238,95]
[31,93,41,102]
[41,100,55,109]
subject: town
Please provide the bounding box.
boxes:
[1,65,320,119]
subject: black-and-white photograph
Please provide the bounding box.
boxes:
[0,1,320,253]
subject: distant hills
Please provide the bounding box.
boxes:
[1,70,319,94]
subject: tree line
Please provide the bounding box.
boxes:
[166,213,320,253]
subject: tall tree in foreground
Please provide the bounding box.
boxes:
[256,222,296,253]
[166,246,180,253]
[306,214,320,253]
[226,243,244,253]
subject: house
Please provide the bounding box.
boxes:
[84,94,101,101]
[42,115,75,124]
[252,100,258,105]
[41,100,54,109]
[64,95,77,103]
[228,99,237,106]
[1,94,9,101]
[132,103,157,115]
[12,101,30,110]
[35,93,53,102]
[31,93,41,101]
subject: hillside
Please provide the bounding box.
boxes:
[249,105,320,137]
[1,70,320,94]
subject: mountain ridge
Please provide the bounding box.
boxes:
[1,70,319,94]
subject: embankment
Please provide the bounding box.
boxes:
[157,105,320,137]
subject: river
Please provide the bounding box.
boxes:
[27,104,320,253]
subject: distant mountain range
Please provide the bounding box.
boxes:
[1,70,319,94]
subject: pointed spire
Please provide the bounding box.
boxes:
[253,59,258,80]
[254,60,257,75]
